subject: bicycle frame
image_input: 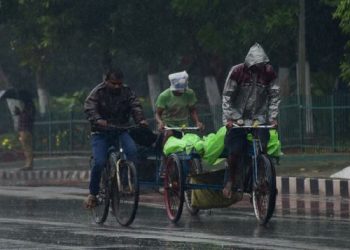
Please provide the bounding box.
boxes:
[250,136,264,189]
[230,124,274,191]
[110,138,128,192]
[94,124,138,191]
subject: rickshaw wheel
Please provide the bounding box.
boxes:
[164,153,184,223]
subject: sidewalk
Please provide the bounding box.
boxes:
[0,155,90,186]
[0,154,349,198]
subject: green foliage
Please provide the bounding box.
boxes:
[171,0,298,66]
[50,89,89,114]
[339,54,350,81]
[0,0,347,98]
[334,0,350,33]
[311,71,337,96]
[333,0,350,82]
[0,133,21,150]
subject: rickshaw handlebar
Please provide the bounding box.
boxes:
[164,126,199,131]
[231,123,275,129]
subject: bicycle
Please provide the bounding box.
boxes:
[228,124,277,225]
[90,124,139,226]
[162,126,203,223]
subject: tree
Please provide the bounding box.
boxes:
[107,0,184,111]
[1,0,79,114]
[333,0,350,83]
[171,0,298,128]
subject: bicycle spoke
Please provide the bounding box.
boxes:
[112,161,139,227]
[164,154,184,223]
[252,154,277,225]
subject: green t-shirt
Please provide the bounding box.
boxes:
[155,88,197,127]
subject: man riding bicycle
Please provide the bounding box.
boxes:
[84,68,148,208]
[155,71,204,141]
[155,71,204,178]
[222,43,280,198]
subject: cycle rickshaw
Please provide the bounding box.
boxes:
[162,124,278,225]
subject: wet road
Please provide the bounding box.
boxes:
[0,186,349,249]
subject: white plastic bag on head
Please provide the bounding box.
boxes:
[169,71,188,91]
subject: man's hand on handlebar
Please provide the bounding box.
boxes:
[96,119,108,127]
[226,120,233,129]
[196,121,205,131]
[252,120,260,128]
[226,119,243,128]
[270,119,278,128]
[157,121,165,131]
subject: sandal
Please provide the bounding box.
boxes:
[84,194,97,209]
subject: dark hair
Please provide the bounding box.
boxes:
[105,68,124,81]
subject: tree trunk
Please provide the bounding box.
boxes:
[147,63,161,112]
[102,49,112,80]
[204,75,221,130]
[0,64,10,88]
[298,0,306,101]
[0,64,20,131]
[36,66,49,115]
[305,62,314,134]
[278,67,290,97]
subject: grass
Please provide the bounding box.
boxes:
[275,153,350,178]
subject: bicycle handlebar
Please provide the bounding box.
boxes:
[231,123,275,129]
[97,123,140,131]
[164,126,199,131]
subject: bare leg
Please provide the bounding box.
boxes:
[19,131,33,170]
[159,130,174,177]
[223,154,239,198]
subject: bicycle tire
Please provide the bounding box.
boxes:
[164,153,184,223]
[184,158,202,215]
[111,159,139,226]
[91,167,110,224]
[252,154,277,225]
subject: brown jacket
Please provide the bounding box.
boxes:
[84,82,145,131]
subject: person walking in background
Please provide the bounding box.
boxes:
[14,90,36,171]
[222,43,280,198]
[84,68,148,209]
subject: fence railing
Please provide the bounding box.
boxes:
[278,94,350,152]
[1,94,350,156]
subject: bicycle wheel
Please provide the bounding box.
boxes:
[164,153,184,223]
[252,154,277,225]
[184,158,202,215]
[91,168,110,224]
[111,160,139,226]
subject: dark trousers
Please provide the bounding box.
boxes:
[89,132,137,195]
[224,127,270,155]
[224,127,270,184]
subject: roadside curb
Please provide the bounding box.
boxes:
[0,170,90,186]
[277,176,350,198]
[0,170,349,198]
